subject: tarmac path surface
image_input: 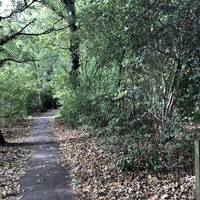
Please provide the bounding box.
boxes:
[18,113,74,200]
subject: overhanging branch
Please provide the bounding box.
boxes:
[0,19,36,46]
[0,19,68,46]
[20,26,67,36]
[0,57,39,67]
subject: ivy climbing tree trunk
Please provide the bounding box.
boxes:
[63,0,80,71]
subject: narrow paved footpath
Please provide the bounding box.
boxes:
[19,113,74,200]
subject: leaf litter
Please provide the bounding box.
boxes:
[0,119,32,200]
[55,123,195,200]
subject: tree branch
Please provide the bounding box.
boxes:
[0,19,36,46]
[0,57,39,67]
[20,25,67,36]
[0,19,68,46]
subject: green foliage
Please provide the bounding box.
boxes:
[60,84,107,128]
[0,66,38,120]
[55,0,200,172]
[1,0,200,173]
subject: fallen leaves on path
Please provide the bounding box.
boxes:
[0,119,32,200]
[55,123,195,200]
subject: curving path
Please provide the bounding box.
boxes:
[18,113,74,200]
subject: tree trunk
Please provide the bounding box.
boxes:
[0,130,6,144]
[165,58,182,117]
[63,0,80,71]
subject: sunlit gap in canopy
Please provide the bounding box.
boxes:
[0,0,13,16]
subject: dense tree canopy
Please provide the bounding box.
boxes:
[0,0,200,174]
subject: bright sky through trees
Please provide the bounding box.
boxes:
[0,0,12,15]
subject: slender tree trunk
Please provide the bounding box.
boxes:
[0,130,6,144]
[165,58,182,117]
[63,0,80,71]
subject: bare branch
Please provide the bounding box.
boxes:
[0,57,39,67]
[0,19,68,46]
[0,19,36,46]
[19,26,67,36]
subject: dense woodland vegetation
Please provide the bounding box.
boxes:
[0,0,200,178]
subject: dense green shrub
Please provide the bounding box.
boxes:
[0,66,38,121]
[54,0,200,173]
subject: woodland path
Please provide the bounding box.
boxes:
[18,112,74,200]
